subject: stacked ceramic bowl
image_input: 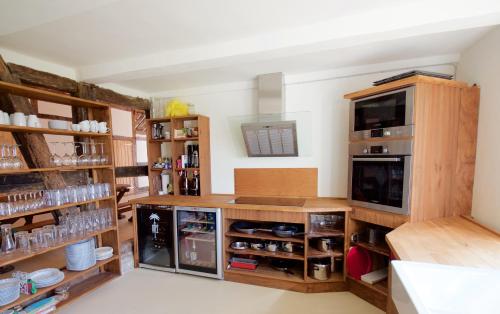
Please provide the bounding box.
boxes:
[65,238,97,271]
[0,278,20,306]
[29,268,65,288]
[95,247,113,261]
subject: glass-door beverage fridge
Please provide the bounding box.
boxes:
[174,206,223,279]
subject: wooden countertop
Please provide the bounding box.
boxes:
[386,216,500,269]
[130,194,351,213]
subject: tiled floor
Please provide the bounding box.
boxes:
[58,269,384,314]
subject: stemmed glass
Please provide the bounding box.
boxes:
[78,142,90,166]
[98,143,109,165]
[61,142,73,166]
[10,144,22,168]
[49,142,62,167]
[90,143,100,165]
[0,144,9,169]
[70,143,79,166]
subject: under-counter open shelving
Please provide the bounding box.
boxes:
[0,81,121,312]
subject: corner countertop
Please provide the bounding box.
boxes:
[129,194,351,213]
[386,216,500,269]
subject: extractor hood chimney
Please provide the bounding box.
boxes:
[241,73,298,157]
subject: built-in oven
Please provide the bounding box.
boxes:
[350,86,414,141]
[348,140,412,215]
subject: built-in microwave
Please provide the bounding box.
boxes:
[348,140,412,215]
[350,86,414,141]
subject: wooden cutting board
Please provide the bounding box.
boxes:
[234,168,318,197]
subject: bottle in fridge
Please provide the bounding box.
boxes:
[174,206,223,279]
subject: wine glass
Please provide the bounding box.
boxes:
[11,144,22,169]
[49,142,62,167]
[98,143,109,165]
[61,142,73,166]
[78,142,90,166]
[0,144,9,169]
[70,143,79,166]
[90,143,100,165]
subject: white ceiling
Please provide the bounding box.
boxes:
[1,0,500,94]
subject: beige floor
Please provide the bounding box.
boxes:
[58,269,383,314]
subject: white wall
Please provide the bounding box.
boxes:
[162,64,455,197]
[457,27,500,231]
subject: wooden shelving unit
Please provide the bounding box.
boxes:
[146,115,211,196]
[223,211,347,293]
[0,81,121,311]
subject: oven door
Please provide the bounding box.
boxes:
[348,155,411,215]
[350,87,414,139]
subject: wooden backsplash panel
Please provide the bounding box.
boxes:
[234,168,318,197]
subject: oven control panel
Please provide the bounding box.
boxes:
[350,140,413,156]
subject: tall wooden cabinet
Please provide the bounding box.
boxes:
[146,115,211,196]
[343,76,480,311]
[0,81,121,311]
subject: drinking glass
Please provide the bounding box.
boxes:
[90,143,100,165]
[0,144,8,169]
[49,142,62,167]
[70,143,79,166]
[32,228,46,249]
[61,142,73,166]
[78,142,90,166]
[1,224,16,253]
[103,183,111,197]
[14,231,30,253]
[10,144,22,168]
[28,233,40,252]
[55,225,68,243]
[42,229,55,247]
[98,143,109,165]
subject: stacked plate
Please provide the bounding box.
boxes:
[29,268,65,288]
[95,247,113,261]
[0,278,20,306]
[65,238,97,271]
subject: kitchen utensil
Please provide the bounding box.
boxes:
[0,278,20,306]
[317,238,335,252]
[280,241,293,253]
[231,221,259,234]
[272,224,303,238]
[270,259,294,275]
[229,257,258,270]
[265,241,277,252]
[346,246,372,280]
[230,241,249,250]
[309,261,332,280]
[250,242,264,250]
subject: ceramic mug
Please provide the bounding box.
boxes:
[79,120,90,132]
[27,115,39,128]
[11,112,26,126]
[3,112,10,125]
[90,120,99,133]
[98,122,109,134]
[71,124,81,132]
[0,110,4,124]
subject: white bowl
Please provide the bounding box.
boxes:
[0,278,20,306]
[48,120,68,130]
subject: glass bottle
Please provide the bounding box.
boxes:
[179,171,189,196]
[192,149,199,168]
[189,170,200,196]
[1,224,15,253]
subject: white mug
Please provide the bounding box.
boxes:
[98,122,109,133]
[11,112,26,126]
[27,115,39,128]
[71,124,81,132]
[0,110,4,124]
[79,120,90,132]
[3,112,10,125]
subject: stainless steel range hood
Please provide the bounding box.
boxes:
[241,73,299,157]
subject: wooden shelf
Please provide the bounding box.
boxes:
[0,124,111,137]
[0,81,110,109]
[347,275,388,296]
[0,226,116,268]
[149,167,171,172]
[307,248,344,258]
[227,247,304,261]
[174,167,200,171]
[307,230,344,238]
[173,137,198,141]
[225,230,305,244]
[0,255,119,312]
[356,241,391,257]
[57,271,118,309]
[149,139,171,143]
[226,263,304,283]
[0,165,113,175]
[0,196,114,221]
